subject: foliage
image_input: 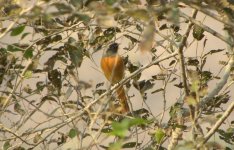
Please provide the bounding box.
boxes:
[0,0,234,149]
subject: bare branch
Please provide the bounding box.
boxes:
[84,52,178,113]
[178,10,198,96]
[179,11,234,47]
[0,1,45,39]
[0,124,35,146]
[197,102,234,148]
[182,1,234,28]
[168,9,198,150]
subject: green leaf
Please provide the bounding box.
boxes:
[174,33,182,42]
[185,95,197,106]
[133,80,154,94]
[133,108,149,116]
[128,118,149,127]
[99,145,109,149]
[223,8,234,20]
[66,37,84,67]
[110,120,129,138]
[7,44,23,52]
[14,103,25,116]
[187,58,199,66]
[24,71,32,79]
[48,69,62,92]
[122,142,140,148]
[33,133,42,143]
[193,25,204,41]
[0,96,9,108]
[53,3,72,12]
[126,9,150,21]
[3,141,10,150]
[104,27,121,36]
[168,7,179,25]
[171,24,180,32]
[21,32,30,40]
[169,60,176,66]
[69,128,78,138]
[110,118,148,138]
[201,71,212,83]
[23,48,33,59]
[70,0,83,8]
[154,128,165,144]
[203,49,225,58]
[191,80,200,92]
[228,0,234,5]
[136,24,143,32]
[124,34,139,43]
[108,141,122,150]
[3,4,21,15]
[175,141,195,149]
[76,13,91,23]
[51,35,62,42]
[36,81,45,92]
[159,24,168,30]
[101,128,112,133]
[105,0,117,5]
[10,25,25,36]
[151,88,164,94]
[23,84,32,94]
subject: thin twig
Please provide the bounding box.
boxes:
[0,1,45,39]
[84,51,178,113]
[182,1,234,28]
[0,125,35,146]
[178,10,198,96]
[179,11,234,47]
[197,102,234,148]
[200,53,234,106]
[0,22,84,116]
[160,60,178,124]
[1,50,178,146]
[168,9,198,150]
[199,29,234,120]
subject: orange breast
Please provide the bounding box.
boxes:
[100,55,125,84]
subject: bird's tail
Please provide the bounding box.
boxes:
[116,86,129,113]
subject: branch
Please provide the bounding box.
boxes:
[0,22,84,116]
[0,1,45,39]
[168,9,198,150]
[182,1,234,28]
[1,59,34,114]
[179,11,234,47]
[201,56,234,104]
[200,29,234,107]
[178,10,198,96]
[0,124,35,146]
[197,102,234,148]
[84,51,178,110]
[155,30,179,49]
[1,51,178,145]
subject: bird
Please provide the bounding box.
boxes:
[100,43,129,113]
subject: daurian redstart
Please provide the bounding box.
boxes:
[100,43,129,113]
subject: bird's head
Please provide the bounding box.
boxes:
[105,43,119,56]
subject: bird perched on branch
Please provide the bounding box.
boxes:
[100,43,129,113]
